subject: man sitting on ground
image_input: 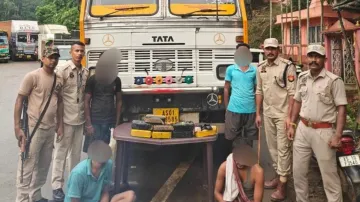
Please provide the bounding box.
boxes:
[65,140,136,202]
[214,144,264,202]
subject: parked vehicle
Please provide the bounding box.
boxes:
[0,20,39,61]
[337,128,360,202]
[0,30,9,62]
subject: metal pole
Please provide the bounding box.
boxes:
[299,0,302,64]
[290,0,294,58]
[281,1,284,54]
[270,0,272,38]
[307,0,310,44]
[320,0,324,44]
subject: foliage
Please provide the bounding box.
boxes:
[0,0,79,31]
[346,99,360,129]
[35,0,79,31]
[249,4,282,48]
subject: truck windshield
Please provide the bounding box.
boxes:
[17,34,38,43]
[59,48,71,60]
[90,0,158,17]
[169,0,237,17]
[0,38,8,45]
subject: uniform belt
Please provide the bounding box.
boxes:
[300,117,333,129]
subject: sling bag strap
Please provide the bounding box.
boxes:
[27,74,57,145]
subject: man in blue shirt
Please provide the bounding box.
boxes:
[224,43,258,148]
[65,140,136,202]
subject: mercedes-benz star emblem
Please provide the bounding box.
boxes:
[207,93,219,106]
[102,34,115,46]
[214,33,225,45]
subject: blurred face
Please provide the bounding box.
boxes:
[42,54,59,70]
[234,46,252,67]
[307,52,326,71]
[264,47,280,61]
[71,44,85,64]
[92,160,104,170]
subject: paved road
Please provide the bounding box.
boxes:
[0,61,280,202]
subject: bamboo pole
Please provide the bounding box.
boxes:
[298,0,302,64]
[270,0,272,38]
[281,1,284,54]
[291,0,294,59]
[320,0,324,45]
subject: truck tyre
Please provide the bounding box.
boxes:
[173,122,195,132]
[131,120,153,130]
[4,59,8,63]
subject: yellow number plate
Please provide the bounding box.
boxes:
[27,55,31,59]
[153,108,179,124]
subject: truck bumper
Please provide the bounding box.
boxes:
[122,87,220,95]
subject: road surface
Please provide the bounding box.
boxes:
[0,61,326,202]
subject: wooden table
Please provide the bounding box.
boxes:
[113,122,218,202]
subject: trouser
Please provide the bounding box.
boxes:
[83,123,114,153]
[16,127,55,202]
[225,111,258,148]
[51,123,84,190]
[263,116,291,178]
[293,121,342,202]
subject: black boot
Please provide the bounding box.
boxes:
[53,188,65,201]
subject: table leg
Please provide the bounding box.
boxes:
[115,141,124,193]
[121,142,129,185]
[206,142,214,202]
[203,144,208,186]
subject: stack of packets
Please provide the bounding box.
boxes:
[130,114,218,139]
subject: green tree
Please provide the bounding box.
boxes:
[35,0,79,31]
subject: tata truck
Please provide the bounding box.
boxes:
[0,20,39,61]
[78,0,255,132]
[0,31,9,63]
[38,24,71,59]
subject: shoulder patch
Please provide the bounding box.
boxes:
[257,60,267,67]
[325,70,341,81]
[298,70,309,78]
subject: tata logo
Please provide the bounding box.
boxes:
[103,34,114,46]
[152,36,174,43]
[214,33,225,45]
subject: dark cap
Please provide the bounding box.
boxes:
[43,46,60,57]
[87,140,112,163]
[232,144,258,167]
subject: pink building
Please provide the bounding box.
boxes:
[275,0,360,88]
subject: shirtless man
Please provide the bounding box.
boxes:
[214,144,264,202]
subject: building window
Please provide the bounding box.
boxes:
[291,27,300,44]
[309,26,322,44]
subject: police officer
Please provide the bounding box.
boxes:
[255,38,297,201]
[288,44,347,202]
[51,41,88,201]
[15,47,63,202]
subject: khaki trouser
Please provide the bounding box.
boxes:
[293,121,342,202]
[264,116,292,177]
[16,127,55,202]
[51,123,84,190]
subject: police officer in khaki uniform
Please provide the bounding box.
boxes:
[15,47,63,202]
[288,45,347,202]
[255,38,297,201]
[51,41,89,201]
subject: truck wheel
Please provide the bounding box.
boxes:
[131,120,153,130]
[4,59,8,63]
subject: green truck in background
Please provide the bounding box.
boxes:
[0,30,9,63]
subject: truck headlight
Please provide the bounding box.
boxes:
[216,65,230,80]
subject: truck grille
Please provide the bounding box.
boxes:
[88,49,234,73]
[88,50,129,72]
